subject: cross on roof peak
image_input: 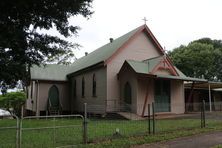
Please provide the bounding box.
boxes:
[163,46,167,58]
[142,17,148,24]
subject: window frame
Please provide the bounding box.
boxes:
[82,77,85,98]
[92,74,97,97]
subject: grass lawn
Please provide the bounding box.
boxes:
[211,145,222,148]
[0,117,221,148]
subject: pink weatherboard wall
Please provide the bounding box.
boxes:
[106,31,161,112]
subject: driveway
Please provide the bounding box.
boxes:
[132,131,222,148]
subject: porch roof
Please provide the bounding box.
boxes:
[185,81,222,89]
[125,59,207,82]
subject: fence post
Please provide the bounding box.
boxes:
[83,103,88,144]
[53,117,56,147]
[14,115,19,148]
[148,104,151,134]
[19,117,22,148]
[152,102,155,134]
[203,100,206,127]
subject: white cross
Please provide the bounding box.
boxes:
[163,46,167,57]
[142,17,148,24]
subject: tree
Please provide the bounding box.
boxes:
[0,91,26,117]
[0,0,93,90]
[168,38,222,81]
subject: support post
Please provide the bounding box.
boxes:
[201,103,203,128]
[142,80,150,117]
[148,104,151,134]
[186,82,195,112]
[208,83,212,112]
[152,102,155,134]
[203,100,206,127]
[83,103,88,144]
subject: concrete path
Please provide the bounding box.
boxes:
[132,131,222,148]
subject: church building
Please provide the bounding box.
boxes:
[25,24,205,117]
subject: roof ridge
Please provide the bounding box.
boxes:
[68,25,145,74]
[72,25,145,63]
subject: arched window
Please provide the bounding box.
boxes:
[73,79,76,97]
[124,82,132,104]
[92,74,96,97]
[82,77,85,97]
[48,85,60,108]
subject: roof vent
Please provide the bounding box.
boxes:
[85,52,88,56]
[109,38,114,43]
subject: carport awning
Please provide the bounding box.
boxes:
[185,81,222,89]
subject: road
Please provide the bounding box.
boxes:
[132,131,222,148]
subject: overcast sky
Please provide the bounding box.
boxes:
[62,0,222,58]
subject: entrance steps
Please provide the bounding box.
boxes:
[49,110,60,115]
[116,112,188,120]
[116,112,145,120]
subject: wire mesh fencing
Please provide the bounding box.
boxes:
[86,102,154,142]
[0,115,19,148]
[85,100,222,143]
[1,101,222,147]
[20,115,84,148]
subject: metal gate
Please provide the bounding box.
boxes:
[0,115,19,148]
[20,114,84,148]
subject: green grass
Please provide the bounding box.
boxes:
[211,144,222,148]
[0,117,221,148]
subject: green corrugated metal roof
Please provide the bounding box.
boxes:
[67,25,144,74]
[143,56,162,71]
[31,25,144,80]
[127,60,149,74]
[30,64,70,81]
[127,56,163,74]
[126,56,163,74]
[174,66,187,77]
[126,56,207,82]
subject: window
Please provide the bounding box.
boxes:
[30,84,33,99]
[82,77,85,97]
[30,81,34,100]
[92,74,96,97]
[48,85,60,108]
[124,82,132,104]
[73,79,76,97]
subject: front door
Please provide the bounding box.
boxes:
[154,80,171,112]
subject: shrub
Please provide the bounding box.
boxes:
[0,91,26,117]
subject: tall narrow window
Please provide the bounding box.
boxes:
[48,85,60,108]
[124,82,132,105]
[73,79,76,98]
[82,77,85,97]
[92,74,96,97]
